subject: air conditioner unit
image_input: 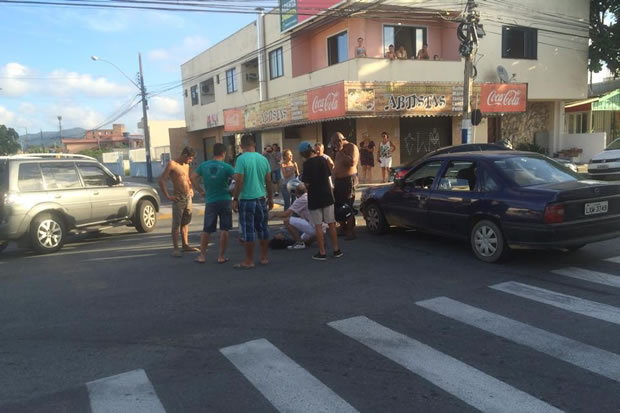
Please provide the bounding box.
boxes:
[201,84,214,95]
[246,73,259,81]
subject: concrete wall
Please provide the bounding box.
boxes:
[146,120,186,148]
[560,132,607,163]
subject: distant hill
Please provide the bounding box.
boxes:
[19,128,86,148]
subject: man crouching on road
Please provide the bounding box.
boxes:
[159,146,199,257]
[269,181,318,250]
[232,133,274,269]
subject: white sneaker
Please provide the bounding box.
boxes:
[287,242,306,250]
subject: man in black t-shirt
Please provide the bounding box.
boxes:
[299,142,342,261]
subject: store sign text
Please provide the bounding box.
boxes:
[260,108,288,124]
[480,83,527,113]
[384,94,447,111]
[307,83,345,120]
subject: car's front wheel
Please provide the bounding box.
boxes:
[30,212,66,254]
[364,203,388,235]
[135,199,157,233]
[471,219,505,263]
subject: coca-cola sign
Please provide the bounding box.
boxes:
[307,83,345,120]
[480,83,527,113]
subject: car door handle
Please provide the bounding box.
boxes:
[54,194,61,199]
[92,192,99,196]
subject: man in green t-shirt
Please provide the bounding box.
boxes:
[191,143,235,264]
[231,134,273,269]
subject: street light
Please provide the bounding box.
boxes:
[91,54,153,182]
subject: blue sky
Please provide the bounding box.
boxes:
[0,4,257,136]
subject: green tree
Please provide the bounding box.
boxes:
[589,1,620,78]
[0,125,22,155]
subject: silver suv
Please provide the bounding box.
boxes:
[0,154,160,254]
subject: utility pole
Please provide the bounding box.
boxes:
[40,129,44,150]
[458,0,483,144]
[138,53,153,183]
[57,116,62,146]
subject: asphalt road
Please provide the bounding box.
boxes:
[1,214,620,412]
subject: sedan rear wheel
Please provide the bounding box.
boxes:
[471,220,505,263]
[365,204,388,235]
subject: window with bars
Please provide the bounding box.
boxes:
[226,68,237,94]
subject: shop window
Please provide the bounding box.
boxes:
[190,85,199,106]
[226,68,238,94]
[383,25,427,59]
[199,78,215,105]
[269,48,284,79]
[327,31,348,66]
[502,26,537,59]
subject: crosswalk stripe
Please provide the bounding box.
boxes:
[417,297,620,382]
[604,256,620,264]
[491,281,620,325]
[328,316,562,413]
[86,369,166,413]
[220,338,358,413]
[551,267,620,288]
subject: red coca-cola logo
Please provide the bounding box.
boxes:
[486,89,521,106]
[312,92,340,113]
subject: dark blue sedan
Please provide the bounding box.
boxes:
[360,151,620,262]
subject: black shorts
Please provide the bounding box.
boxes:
[333,175,358,207]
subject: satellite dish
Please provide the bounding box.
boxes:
[497,65,510,83]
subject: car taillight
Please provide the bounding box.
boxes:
[544,204,565,224]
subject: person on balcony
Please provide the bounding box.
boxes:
[396,45,408,60]
[385,44,397,60]
[416,43,430,60]
[355,37,367,57]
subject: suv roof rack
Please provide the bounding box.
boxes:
[7,153,97,161]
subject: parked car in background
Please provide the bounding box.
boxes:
[588,138,620,180]
[554,158,579,173]
[0,154,160,254]
[362,151,620,263]
[389,142,513,182]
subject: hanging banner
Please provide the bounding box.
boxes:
[307,83,345,121]
[223,108,244,132]
[346,82,470,116]
[480,83,527,113]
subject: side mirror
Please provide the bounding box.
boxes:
[115,174,123,184]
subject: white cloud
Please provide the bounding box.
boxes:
[0,63,134,98]
[18,102,38,114]
[47,104,107,130]
[150,96,182,119]
[83,10,130,32]
[0,106,16,124]
[1,63,34,96]
[147,35,210,72]
[46,69,134,97]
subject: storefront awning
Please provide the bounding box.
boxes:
[592,89,620,111]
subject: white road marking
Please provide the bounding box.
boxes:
[491,281,620,325]
[604,256,620,264]
[417,297,620,382]
[328,316,562,413]
[551,267,620,288]
[87,369,166,413]
[24,244,171,258]
[220,338,358,413]
[85,253,157,262]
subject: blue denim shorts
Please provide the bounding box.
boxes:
[203,200,233,233]
[238,198,269,242]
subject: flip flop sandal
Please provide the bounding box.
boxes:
[217,258,229,264]
[233,263,254,270]
[194,258,206,264]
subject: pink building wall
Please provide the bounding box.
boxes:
[291,17,461,77]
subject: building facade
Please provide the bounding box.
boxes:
[180,0,589,180]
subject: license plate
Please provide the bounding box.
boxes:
[584,201,608,215]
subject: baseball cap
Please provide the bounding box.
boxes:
[298,142,314,153]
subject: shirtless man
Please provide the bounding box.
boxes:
[330,132,359,240]
[159,146,199,257]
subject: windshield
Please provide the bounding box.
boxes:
[605,138,620,151]
[494,156,579,187]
